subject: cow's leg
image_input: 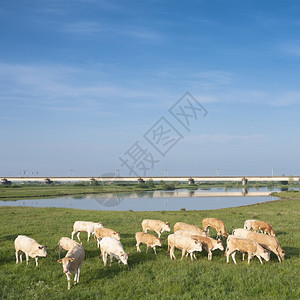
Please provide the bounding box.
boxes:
[71,231,76,240]
[103,251,107,266]
[19,252,23,263]
[276,250,282,262]
[181,249,186,261]
[226,251,230,264]
[208,251,212,261]
[232,251,237,264]
[87,231,90,242]
[257,255,263,264]
[74,270,78,283]
[242,253,245,261]
[153,246,157,255]
[170,247,175,260]
[146,245,149,253]
[15,250,19,264]
[25,253,29,265]
[136,241,141,252]
[35,257,38,267]
[157,231,161,238]
[248,253,254,264]
[110,254,113,266]
[97,238,101,248]
[77,232,81,241]
[66,273,71,290]
[206,227,210,236]
[77,263,82,283]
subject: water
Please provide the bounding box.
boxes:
[0,186,290,211]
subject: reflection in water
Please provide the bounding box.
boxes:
[0,187,289,211]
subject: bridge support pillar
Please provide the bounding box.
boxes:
[188,178,195,185]
[1,178,12,186]
[44,178,53,184]
[137,178,145,184]
[242,177,248,186]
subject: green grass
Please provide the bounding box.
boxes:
[0,199,300,299]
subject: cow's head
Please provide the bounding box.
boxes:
[57,257,75,273]
[37,245,47,257]
[164,222,171,232]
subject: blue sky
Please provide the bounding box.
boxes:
[1,0,300,177]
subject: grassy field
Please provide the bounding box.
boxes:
[0,199,299,299]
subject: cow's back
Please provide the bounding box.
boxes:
[15,235,37,252]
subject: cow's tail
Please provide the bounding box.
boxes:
[52,243,59,252]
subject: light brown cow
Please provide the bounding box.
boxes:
[174,222,206,236]
[232,228,285,262]
[248,220,276,236]
[142,219,171,238]
[14,235,47,267]
[135,232,162,254]
[190,235,224,260]
[202,218,228,239]
[168,234,202,261]
[57,244,85,290]
[54,237,80,259]
[94,227,121,247]
[226,235,270,264]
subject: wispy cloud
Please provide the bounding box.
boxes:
[280,40,300,57]
[61,21,163,43]
[185,134,269,144]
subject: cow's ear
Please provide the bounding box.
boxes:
[69,258,75,262]
[127,252,132,256]
[57,259,62,263]
[38,246,44,249]
[282,250,285,254]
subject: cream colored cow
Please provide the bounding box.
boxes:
[142,219,171,238]
[202,218,228,239]
[232,228,285,262]
[94,227,121,247]
[173,222,206,236]
[225,235,270,264]
[14,235,47,267]
[71,221,103,241]
[57,244,85,290]
[168,234,202,261]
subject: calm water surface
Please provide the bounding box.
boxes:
[0,187,290,211]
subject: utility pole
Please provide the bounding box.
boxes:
[271,168,274,177]
[164,169,168,177]
[216,168,219,176]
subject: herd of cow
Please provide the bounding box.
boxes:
[14,217,285,290]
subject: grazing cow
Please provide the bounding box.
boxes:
[244,220,276,236]
[232,228,285,262]
[94,227,121,248]
[243,219,255,230]
[57,244,85,290]
[202,218,228,239]
[142,219,171,238]
[54,237,80,259]
[190,235,224,260]
[173,222,206,236]
[225,235,270,264]
[168,234,202,261]
[99,237,128,266]
[135,232,162,254]
[71,221,103,241]
[14,235,47,267]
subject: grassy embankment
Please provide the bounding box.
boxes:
[0,198,299,299]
